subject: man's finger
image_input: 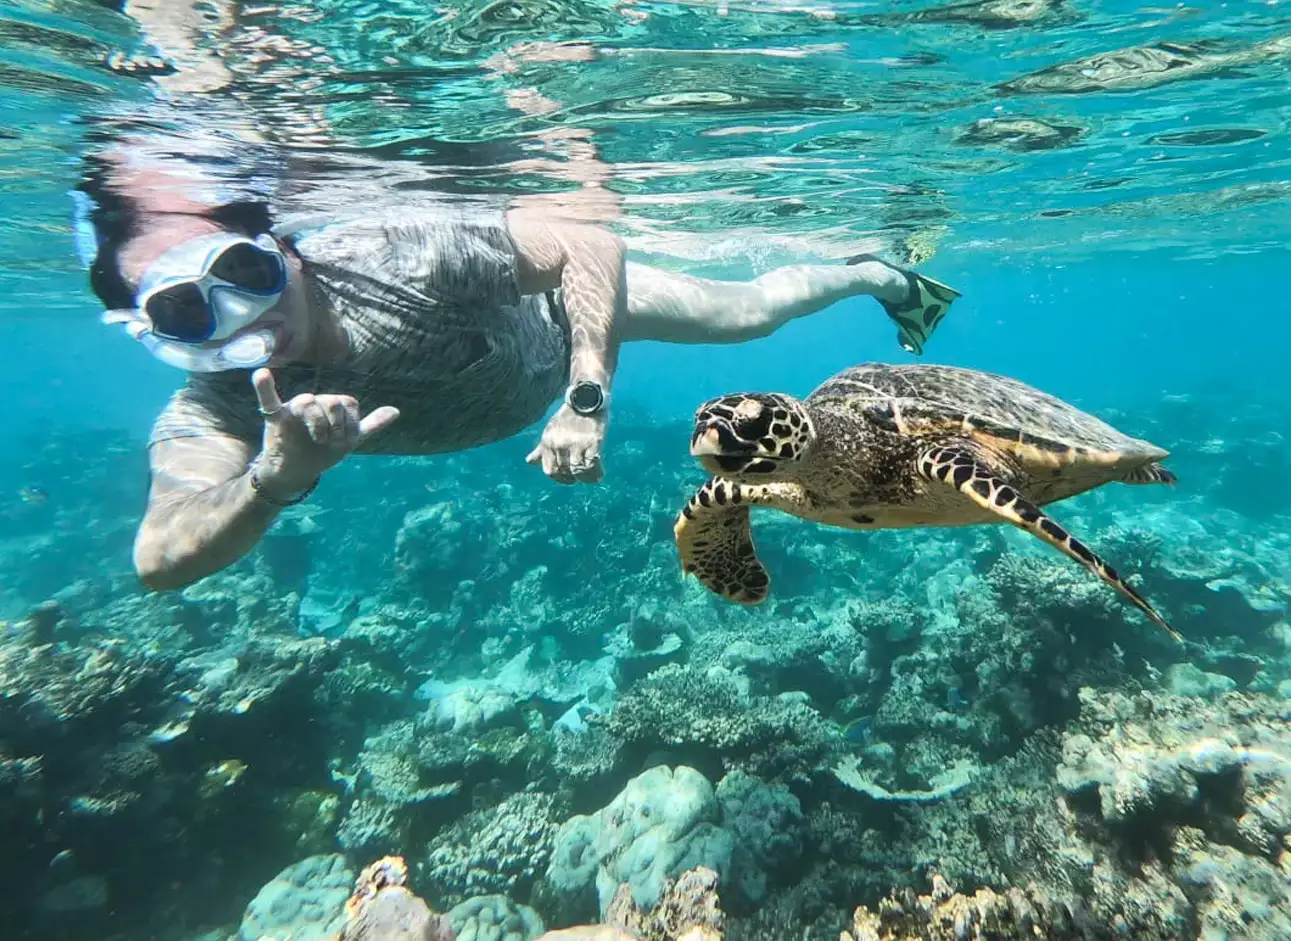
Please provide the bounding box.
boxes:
[526,445,542,465]
[356,405,400,441]
[251,368,285,419]
[549,447,574,484]
[343,400,362,447]
[297,399,329,444]
[548,455,575,484]
[578,455,604,483]
[324,399,349,447]
[540,446,559,478]
[573,454,603,483]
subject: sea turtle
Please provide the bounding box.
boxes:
[674,363,1180,641]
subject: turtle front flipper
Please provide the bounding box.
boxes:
[674,477,809,604]
[918,444,1181,643]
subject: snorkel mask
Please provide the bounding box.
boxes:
[101,231,288,373]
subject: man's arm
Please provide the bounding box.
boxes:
[506,208,626,483]
[507,208,625,389]
[134,435,282,591]
[135,370,399,592]
[119,0,236,95]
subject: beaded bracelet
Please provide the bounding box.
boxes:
[248,463,319,507]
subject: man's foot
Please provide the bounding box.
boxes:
[847,254,962,355]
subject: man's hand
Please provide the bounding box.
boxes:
[251,368,399,497]
[526,405,606,484]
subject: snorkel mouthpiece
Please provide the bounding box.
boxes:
[112,316,277,372]
[146,327,276,373]
[216,330,276,369]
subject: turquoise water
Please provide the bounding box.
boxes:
[3,1,1291,940]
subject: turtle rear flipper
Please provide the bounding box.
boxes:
[1121,462,1176,485]
[918,443,1181,642]
[674,478,808,604]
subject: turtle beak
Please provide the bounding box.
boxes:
[690,422,728,458]
[691,419,756,475]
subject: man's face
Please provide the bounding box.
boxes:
[119,213,313,364]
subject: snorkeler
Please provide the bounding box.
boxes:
[76,164,960,591]
[73,0,962,592]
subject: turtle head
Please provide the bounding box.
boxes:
[690,392,815,479]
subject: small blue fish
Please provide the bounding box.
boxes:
[948,687,969,711]
[842,715,874,744]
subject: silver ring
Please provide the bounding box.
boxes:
[258,404,285,418]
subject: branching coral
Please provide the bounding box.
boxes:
[606,665,837,782]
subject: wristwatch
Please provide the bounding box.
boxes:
[566,379,607,416]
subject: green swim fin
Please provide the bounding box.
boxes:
[848,254,962,355]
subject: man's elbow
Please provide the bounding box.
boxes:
[133,538,189,592]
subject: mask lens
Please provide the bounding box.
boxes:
[145,282,213,342]
[209,242,285,294]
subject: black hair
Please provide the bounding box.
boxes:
[74,157,275,310]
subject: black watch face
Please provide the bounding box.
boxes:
[569,381,603,413]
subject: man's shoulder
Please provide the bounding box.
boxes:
[289,201,521,307]
[285,201,511,253]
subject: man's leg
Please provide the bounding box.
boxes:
[621,258,934,346]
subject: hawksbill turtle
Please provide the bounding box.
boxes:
[673,363,1180,640]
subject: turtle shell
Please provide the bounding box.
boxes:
[808,363,1167,474]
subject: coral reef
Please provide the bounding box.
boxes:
[714,771,804,907]
[238,854,354,941]
[340,857,456,941]
[884,688,1291,941]
[232,858,723,941]
[448,895,546,941]
[334,693,554,866]
[0,626,357,941]
[1048,688,1291,939]
[422,792,561,908]
[841,874,1099,941]
[544,765,733,920]
[336,718,464,860]
[603,866,725,941]
[606,664,839,784]
[5,396,1291,941]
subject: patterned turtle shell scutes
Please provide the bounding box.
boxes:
[809,362,1167,473]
